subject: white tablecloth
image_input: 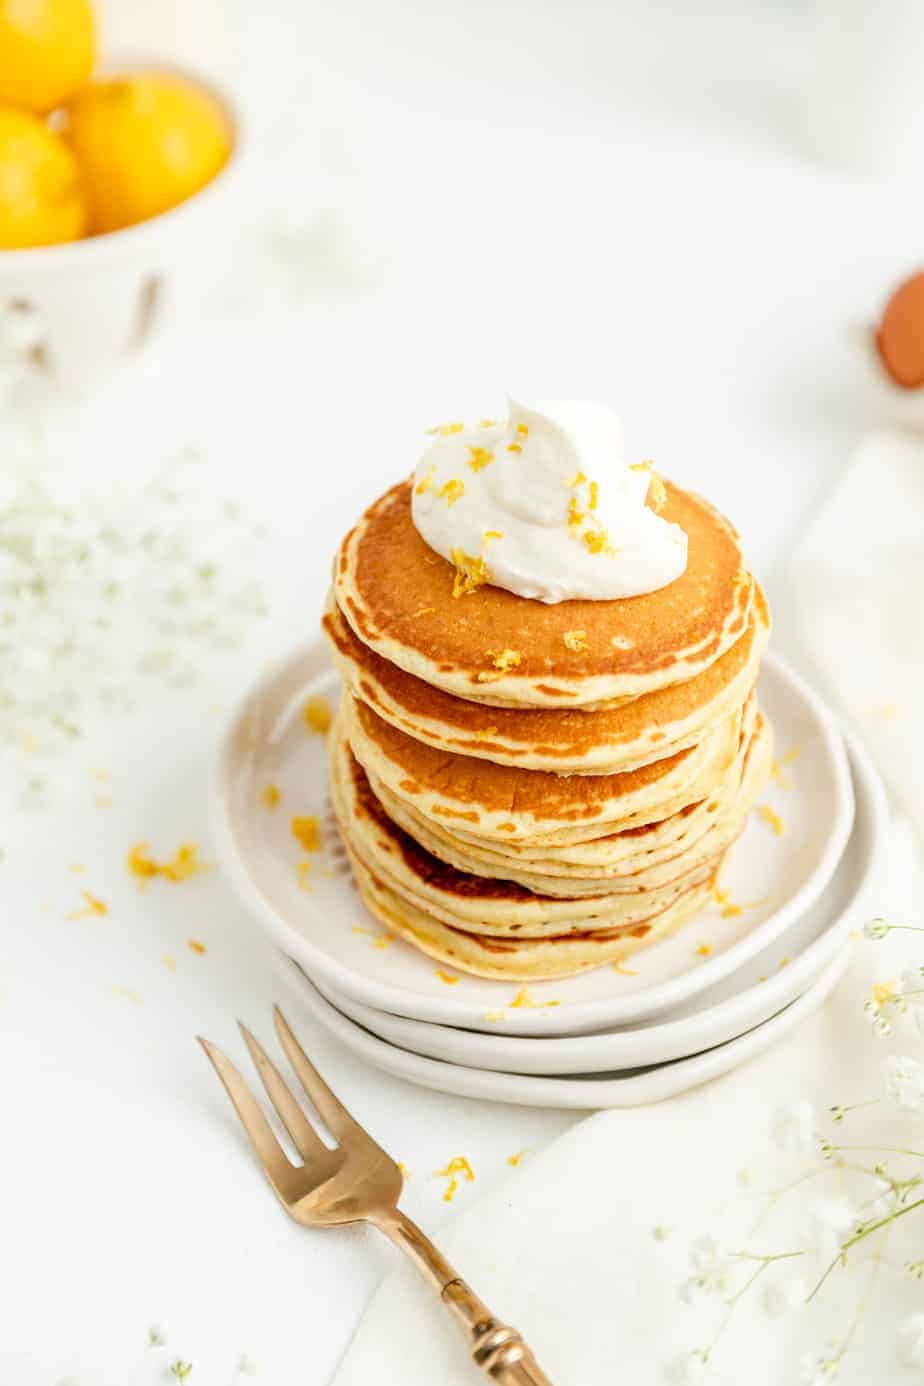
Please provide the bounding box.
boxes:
[4,3,924,1382]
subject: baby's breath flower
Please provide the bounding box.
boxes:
[148,1323,168,1347]
[864,918,890,941]
[679,1235,731,1304]
[171,1363,193,1383]
[883,1054,924,1112]
[666,1348,708,1384]
[806,1196,857,1262]
[762,1274,807,1317]
[235,1355,259,1378]
[907,1259,924,1280]
[772,1101,818,1154]
[898,1313,924,1368]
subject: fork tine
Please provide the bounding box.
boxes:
[198,1036,295,1196]
[273,1006,364,1141]
[238,1022,329,1164]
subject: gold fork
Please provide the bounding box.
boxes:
[199,1006,556,1385]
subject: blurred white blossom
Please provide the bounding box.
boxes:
[883,1054,924,1112]
[772,1101,818,1154]
[898,1313,924,1368]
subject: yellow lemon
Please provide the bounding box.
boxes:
[0,0,95,114]
[65,72,232,234]
[0,106,86,248]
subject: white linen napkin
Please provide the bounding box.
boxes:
[331,432,924,1385]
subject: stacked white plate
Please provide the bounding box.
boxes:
[212,644,888,1109]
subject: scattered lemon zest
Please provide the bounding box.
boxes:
[436,969,460,985]
[483,529,504,542]
[260,783,281,809]
[733,567,751,591]
[582,528,616,557]
[508,1149,530,1167]
[515,422,529,437]
[438,478,465,506]
[127,842,208,886]
[297,859,312,891]
[434,1156,475,1202]
[778,955,791,969]
[696,943,712,957]
[588,480,599,512]
[478,418,497,427]
[507,442,522,454]
[484,1010,507,1022]
[291,815,322,853]
[771,746,800,788]
[510,986,560,1009]
[303,696,332,733]
[398,1162,412,1179]
[163,953,177,972]
[450,547,490,598]
[426,422,464,437]
[467,446,494,472]
[410,605,437,618]
[110,986,142,1005]
[352,926,393,949]
[566,471,587,488]
[563,630,588,652]
[187,939,207,956]
[758,804,785,836]
[631,459,667,512]
[415,463,437,495]
[67,890,108,920]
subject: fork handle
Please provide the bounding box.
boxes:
[379,1210,557,1385]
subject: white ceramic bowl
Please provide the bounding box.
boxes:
[0,59,243,394]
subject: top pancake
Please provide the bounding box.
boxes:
[334,478,753,708]
[324,585,768,775]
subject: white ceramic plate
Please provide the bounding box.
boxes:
[299,726,885,1072]
[212,643,854,1036]
[277,949,851,1109]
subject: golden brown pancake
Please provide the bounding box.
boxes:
[330,722,724,924]
[334,478,753,708]
[324,586,769,774]
[345,847,716,980]
[342,689,745,845]
[365,715,772,897]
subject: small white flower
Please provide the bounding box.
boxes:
[679,1235,732,1303]
[883,1054,924,1111]
[772,1101,818,1154]
[898,1314,924,1368]
[806,1196,857,1262]
[762,1273,807,1316]
[800,1353,839,1385]
[148,1323,168,1348]
[236,1356,259,1378]
[864,917,890,941]
[666,1349,708,1384]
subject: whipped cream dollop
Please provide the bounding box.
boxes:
[410,398,688,603]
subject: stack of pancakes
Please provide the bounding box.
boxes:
[323,478,772,981]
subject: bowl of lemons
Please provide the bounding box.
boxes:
[0,0,240,391]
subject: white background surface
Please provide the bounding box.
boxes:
[4,2,924,1382]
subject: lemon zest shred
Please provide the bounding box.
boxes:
[436,969,460,985]
[260,783,281,809]
[426,421,464,436]
[508,1149,530,1167]
[67,890,108,920]
[467,446,494,472]
[438,478,465,506]
[450,547,490,598]
[758,804,785,836]
[563,630,588,652]
[303,696,332,733]
[291,815,322,852]
[434,1156,475,1202]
